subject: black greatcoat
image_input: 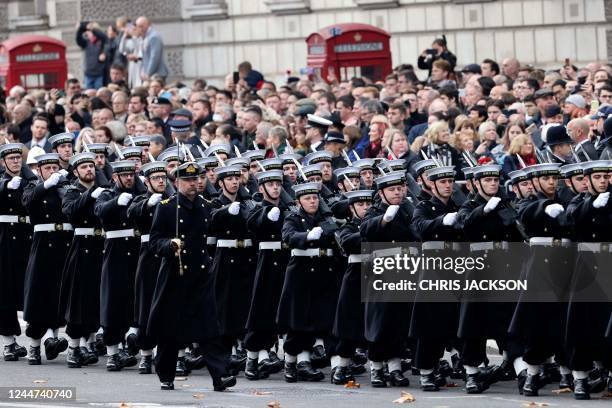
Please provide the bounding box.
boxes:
[209,194,257,337]
[277,207,340,333]
[59,183,105,331]
[456,193,524,339]
[94,185,143,329]
[360,198,416,342]
[127,191,166,329]
[509,192,573,340]
[147,193,219,342]
[0,173,32,317]
[245,200,290,334]
[22,180,72,327]
[409,195,463,339]
[333,218,366,342]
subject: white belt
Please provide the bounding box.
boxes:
[206,237,217,245]
[217,239,253,248]
[0,215,30,224]
[422,241,461,251]
[33,223,73,232]
[577,242,611,253]
[291,248,333,257]
[106,229,136,239]
[372,246,418,258]
[74,227,104,237]
[259,241,285,250]
[348,254,370,263]
[529,237,571,247]
[470,241,509,251]
[141,234,150,243]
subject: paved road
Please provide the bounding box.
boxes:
[1,339,611,408]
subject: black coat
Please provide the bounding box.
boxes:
[94,185,142,329]
[360,198,416,342]
[59,182,105,329]
[147,193,219,342]
[0,173,32,313]
[245,200,290,333]
[277,207,340,333]
[127,191,167,328]
[209,194,257,337]
[409,195,462,339]
[22,180,72,326]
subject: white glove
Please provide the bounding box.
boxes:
[228,201,241,215]
[544,203,564,218]
[139,175,145,183]
[267,206,280,222]
[147,193,162,207]
[382,205,399,222]
[43,172,61,189]
[484,196,501,214]
[58,169,69,177]
[91,187,105,199]
[7,176,21,190]
[442,212,457,226]
[117,192,133,206]
[306,226,323,241]
[593,192,610,209]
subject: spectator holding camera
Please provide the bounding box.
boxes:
[75,21,108,90]
[417,36,457,79]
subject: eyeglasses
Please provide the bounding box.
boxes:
[149,175,167,181]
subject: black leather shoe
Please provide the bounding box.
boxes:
[297,361,324,381]
[466,373,489,394]
[574,378,590,400]
[256,358,272,378]
[267,351,283,374]
[175,356,189,376]
[284,361,298,383]
[311,345,329,369]
[353,350,367,365]
[523,373,541,397]
[125,333,138,356]
[245,357,260,380]
[3,343,19,361]
[228,353,246,375]
[160,381,174,390]
[81,345,98,365]
[66,346,83,368]
[95,334,106,356]
[434,372,447,387]
[106,353,123,371]
[588,369,606,393]
[213,375,236,391]
[559,372,574,389]
[438,358,453,377]
[349,363,366,375]
[420,373,439,391]
[118,349,137,368]
[542,362,560,384]
[15,343,27,358]
[607,375,612,393]
[332,365,354,385]
[389,370,410,387]
[184,349,206,371]
[495,359,516,381]
[138,355,153,374]
[370,368,387,388]
[517,369,527,394]
[450,354,465,380]
[401,359,412,373]
[44,337,68,361]
[28,346,41,365]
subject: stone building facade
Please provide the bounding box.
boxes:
[0,0,611,86]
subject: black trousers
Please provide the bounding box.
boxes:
[335,338,357,359]
[155,337,229,384]
[368,338,405,362]
[25,323,60,340]
[414,337,446,370]
[102,326,127,347]
[65,324,94,340]
[0,310,21,336]
[243,331,276,352]
[136,325,156,351]
[461,338,487,367]
[284,330,315,356]
[522,337,558,365]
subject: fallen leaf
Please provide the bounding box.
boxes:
[32,380,47,384]
[444,382,458,387]
[552,387,572,394]
[393,391,415,403]
[601,392,612,399]
[252,390,272,395]
[192,393,205,399]
[174,376,188,381]
[344,380,361,389]
[522,403,548,407]
[267,401,281,408]
[119,403,129,408]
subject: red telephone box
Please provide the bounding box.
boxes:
[0,35,67,91]
[306,23,392,83]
